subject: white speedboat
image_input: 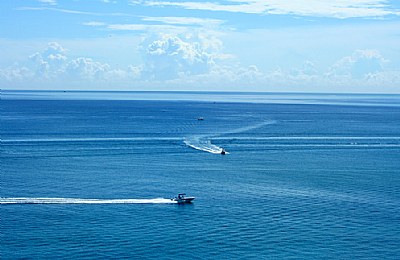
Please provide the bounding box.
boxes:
[172,193,195,204]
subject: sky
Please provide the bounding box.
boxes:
[1,0,400,93]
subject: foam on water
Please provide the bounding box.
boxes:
[184,120,276,154]
[1,137,181,143]
[220,120,276,135]
[0,198,177,204]
[216,136,400,140]
[184,137,228,154]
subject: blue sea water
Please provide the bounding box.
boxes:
[1,91,400,259]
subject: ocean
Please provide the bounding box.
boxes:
[1,91,400,259]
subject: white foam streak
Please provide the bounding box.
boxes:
[2,137,181,143]
[184,137,227,154]
[216,136,400,140]
[184,120,275,154]
[0,198,177,204]
[220,120,276,135]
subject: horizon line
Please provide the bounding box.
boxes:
[2,89,400,96]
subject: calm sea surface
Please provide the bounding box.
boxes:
[1,92,400,259]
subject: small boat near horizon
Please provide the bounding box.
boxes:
[171,193,195,204]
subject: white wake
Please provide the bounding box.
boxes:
[184,137,228,154]
[0,197,177,204]
[184,120,276,154]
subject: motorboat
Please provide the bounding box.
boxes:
[197,117,204,121]
[220,148,226,155]
[172,193,195,204]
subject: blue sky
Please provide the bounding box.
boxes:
[1,0,400,93]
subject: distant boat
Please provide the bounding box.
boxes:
[220,148,226,155]
[171,193,195,204]
[197,117,204,121]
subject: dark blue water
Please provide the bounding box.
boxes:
[1,93,400,259]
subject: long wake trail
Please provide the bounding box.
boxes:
[184,120,276,154]
[0,198,177,204]
[184,137,226,154]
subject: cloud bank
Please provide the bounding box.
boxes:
[1,37,399,92]
[0,42,140,88]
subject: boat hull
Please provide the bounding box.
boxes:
[172,197,195,204]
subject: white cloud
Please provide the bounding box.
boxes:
[297,60,318,76]
[99,16,225,32]
[18,7,100,15]
[38,0,57,5]
[0,42,141,87]
[23,42,67,79]
[328,49,387,78]
[286,60,319,82]
[45,42,67,56]
[141,16,224,27]
[65,57,111,80]
[252,50,399,92]
[83,21,107,27]
[107,24,178,31]
[0,67,32,82]
[28,52,50,79]
[134,0,400,18]
[17,7,129,17]
[140,34,216,79]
